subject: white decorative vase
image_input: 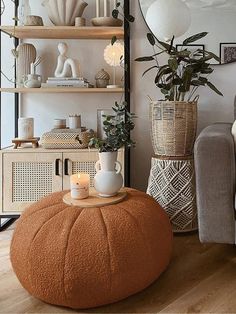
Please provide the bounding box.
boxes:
[42,0,88,26]
[15,43,36,87]
[18,118,34,139]
[24,74,42,88]
[94,151,123,197]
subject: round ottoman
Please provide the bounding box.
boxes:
[10,188,173,309]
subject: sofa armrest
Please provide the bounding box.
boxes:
[194,123,236,244]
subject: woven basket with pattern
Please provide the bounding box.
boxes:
[150,101,197,157]
[41,130,94,149]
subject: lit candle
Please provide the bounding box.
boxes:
[104,0,108,17]
[96,0,100,17]
[70,173,90,200]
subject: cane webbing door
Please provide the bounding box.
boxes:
[3,152,62,212]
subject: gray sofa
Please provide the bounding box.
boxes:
[194,123,236,244]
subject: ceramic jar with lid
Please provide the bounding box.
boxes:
[95,69,110,88]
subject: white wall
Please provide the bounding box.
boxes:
[1,1,235,191]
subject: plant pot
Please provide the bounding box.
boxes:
[42,0,88,26]
[94,151,123,197]
[150,101,197,156]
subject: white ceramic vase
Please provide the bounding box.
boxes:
[24,74,42,88]
[15,43,36,87]
[94,151,123,197]
[42,0,88,26]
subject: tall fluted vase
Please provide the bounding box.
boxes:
[14,43,36,87]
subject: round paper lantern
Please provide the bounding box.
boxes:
[104,42,124,67]
[146,0,191,42]
[10,189,173,309]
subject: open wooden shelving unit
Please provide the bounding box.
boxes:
[0,0,131,229]
[0,26,125,95]
[0,26,124,40]
[0,87,124,94]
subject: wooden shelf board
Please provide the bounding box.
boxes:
[0,26,124,39]
[0,87,124,94]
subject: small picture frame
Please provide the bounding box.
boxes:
[220,43,236,64]
[176,44,205,59]
[97,109,113,140]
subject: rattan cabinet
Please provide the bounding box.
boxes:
[0,148,124,215]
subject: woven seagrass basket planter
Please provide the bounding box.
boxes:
[150,101,198,156]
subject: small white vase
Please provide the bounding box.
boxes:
[24,74,42,88]
[94,151,123,197]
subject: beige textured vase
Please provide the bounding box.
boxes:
[42,0,88,26]
[150,101,198,156]
[15,43,36,87]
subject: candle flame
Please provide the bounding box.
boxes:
[77,174,81,179]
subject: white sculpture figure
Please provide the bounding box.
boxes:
[55,42,80,78]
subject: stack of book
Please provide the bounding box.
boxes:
[41,77,94,88]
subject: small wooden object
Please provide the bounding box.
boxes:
[63,188,127,208]
[12,137,40,149]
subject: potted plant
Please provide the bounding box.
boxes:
[135,32,223,156]
[89,101,135,197]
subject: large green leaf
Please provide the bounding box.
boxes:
[135,56,154,62]
[201,68,214,74]
[112,9,119,19]
[111,36,117,45]
[198,49,220,62]
[183,32,208,45]
[152,51,166,57]
[156,39,172,52]
[191,80,204,86]
[172,77,183,85]
[168,58,178,71]
[176,50,191,57]
[155,65,172,83]
[161,88,169,95]
[207,82,223,96]
[199,76,208,84]
[182,67,193,91]
[147,33,155,46]
[168,36,175,53]
[127,14,135,22]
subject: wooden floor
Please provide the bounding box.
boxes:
[1,224,236,314]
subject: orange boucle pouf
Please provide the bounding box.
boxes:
[10,189,173,309]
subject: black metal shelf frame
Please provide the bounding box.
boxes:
[0,0,131,231]
[0,0,20,231]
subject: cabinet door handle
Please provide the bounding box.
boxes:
[64,159,69,176]
[55,159,60,176]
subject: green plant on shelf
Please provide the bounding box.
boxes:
[89,101,136,153]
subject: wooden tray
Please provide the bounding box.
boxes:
[63,189,127,208]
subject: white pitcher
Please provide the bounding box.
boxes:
[94,151,123,197]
